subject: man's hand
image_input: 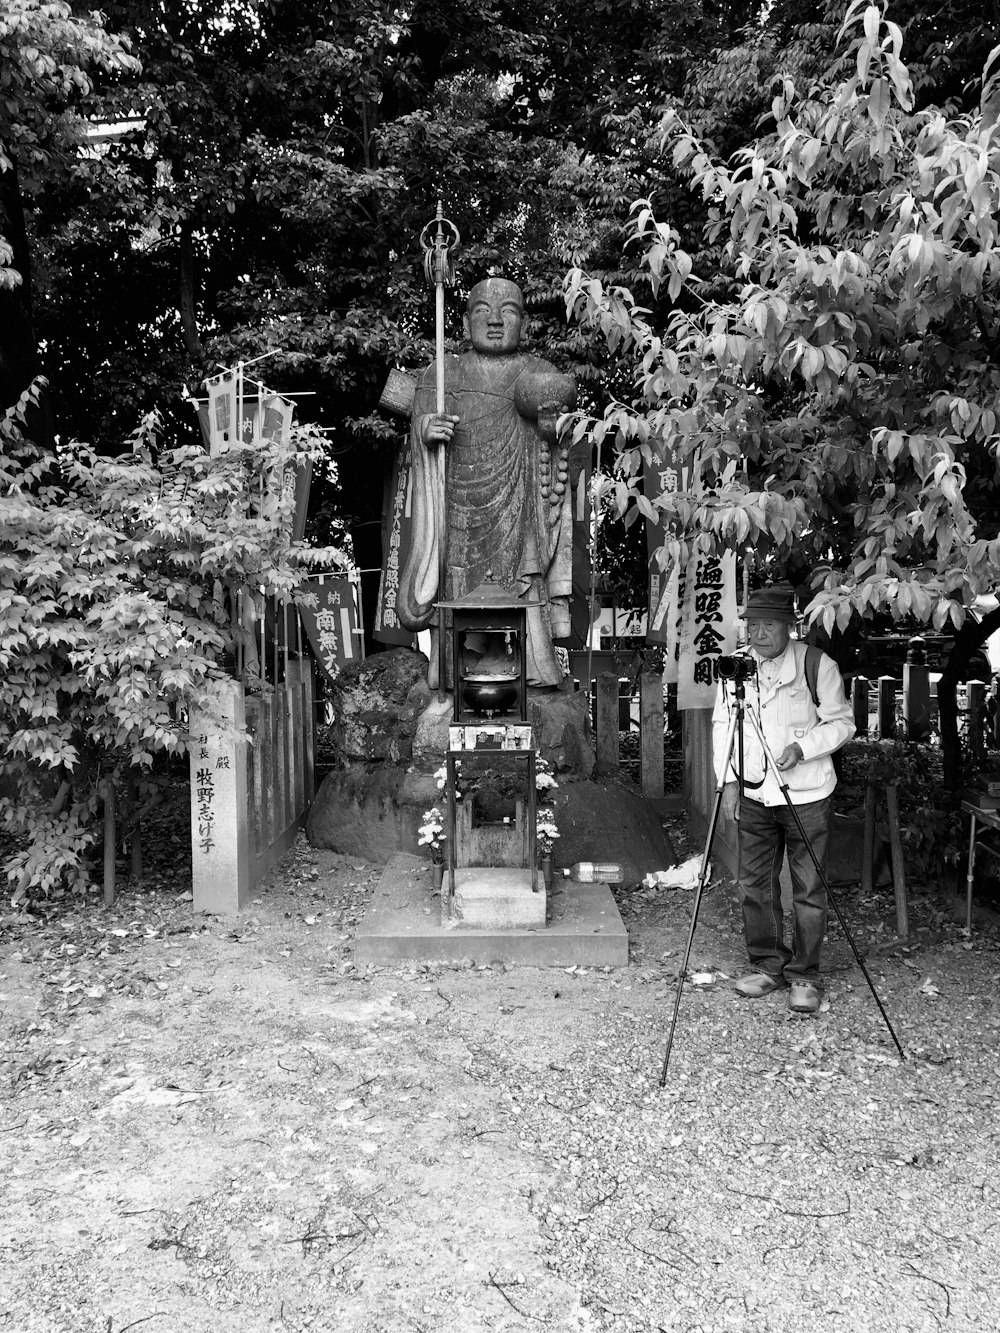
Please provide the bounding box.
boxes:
[775,742,804,771]
[418,413,459,446]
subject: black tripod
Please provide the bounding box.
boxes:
[659,673,905,1086]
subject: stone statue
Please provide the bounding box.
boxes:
[396,277,577,687]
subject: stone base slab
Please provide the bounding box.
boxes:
[447,866,546,930]
[356,853,629,967]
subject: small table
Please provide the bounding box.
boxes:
[961,798,1000,933]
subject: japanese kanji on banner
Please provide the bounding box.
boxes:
[374,437,416,646]
[298,577,361,684]
[643,444,690,648]
[555,434,595,649]
[675,550,738,710]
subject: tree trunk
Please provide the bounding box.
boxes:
[937,607,1000,790]
[179,220,203,360]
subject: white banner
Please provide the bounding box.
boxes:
[676,549,738,710]
[207,378,238,454]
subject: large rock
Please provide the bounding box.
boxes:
[527,684,594,777]
[307,767,676,885]
[309,648,644,871]
[547,778,676,884]
[325,648,429,764]
[306,764,418,865]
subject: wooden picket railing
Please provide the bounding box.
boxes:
[591,670,666,799]
[244,659,315,889]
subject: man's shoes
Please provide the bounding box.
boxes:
[735,972,787,998]
[788,982,821,1014]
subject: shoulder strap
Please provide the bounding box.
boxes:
[804,644,822,708]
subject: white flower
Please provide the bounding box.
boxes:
[536,810,560,855]
[418,806,447,852]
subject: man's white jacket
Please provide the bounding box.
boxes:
[711,640,856,807]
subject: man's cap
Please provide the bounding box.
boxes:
[739,585,797,621]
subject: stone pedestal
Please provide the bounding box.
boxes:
[446,867,545,930]
[355,853,628,966]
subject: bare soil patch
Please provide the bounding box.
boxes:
[2,816,1000,1333]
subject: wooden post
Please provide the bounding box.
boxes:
[851,677,869,737]
[639,669,665,799]
[861,781,876,896]
[246,695,262,860]
[992,679,1000,748]
[903,638,931,741]
[101,780,116,907]
[886,782,909,939]
[877,676,896,739]
[968,680,987,763]
[302,659,316,804]
[594,671,620,776]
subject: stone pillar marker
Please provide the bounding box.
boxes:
[190,679,251,914]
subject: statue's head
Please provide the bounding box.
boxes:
[465,278,523,356]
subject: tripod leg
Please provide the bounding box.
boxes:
[744,710,906,1061]
[659,710,739,1087]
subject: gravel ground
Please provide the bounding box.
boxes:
[1,815,998,1333]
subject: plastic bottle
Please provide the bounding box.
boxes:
[563,861,624,884]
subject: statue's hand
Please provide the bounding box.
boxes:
[537,400,561,443]
[418,413,459,446]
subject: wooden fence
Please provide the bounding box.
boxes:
[244,659,315,888]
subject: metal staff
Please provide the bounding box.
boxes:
[419,201,461,701]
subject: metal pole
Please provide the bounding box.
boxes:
[659,706,740,1083]
[586,440,601,718]
[420,202,460,702]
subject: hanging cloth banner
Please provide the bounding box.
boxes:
[554,433,594,649]
[298,577,361,684]
[661,560,685,684]
[676,549,738,710]
[206,377,238,454]
[374,436,417,646]
[198,390,295,452]
[643,443,689,647]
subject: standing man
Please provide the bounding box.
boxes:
[712,585,855,1014]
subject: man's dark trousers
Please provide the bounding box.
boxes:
[736,794,832,985]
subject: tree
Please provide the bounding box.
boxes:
[563,0,1000,786]
[0,395,342,899]
[0,0,138,423]
[23,0,740,630]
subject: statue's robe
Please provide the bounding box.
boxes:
[397,350,575,687]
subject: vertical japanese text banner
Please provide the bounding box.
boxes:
[676,550,738,710]
[374,437,416,646]
[643,443,683,649]
[298,577,361,684]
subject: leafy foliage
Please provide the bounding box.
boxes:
[564,1,1000,639]
[0,389,343,899]
[839,737,968,888]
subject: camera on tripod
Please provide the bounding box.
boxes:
[715,652,756,684]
